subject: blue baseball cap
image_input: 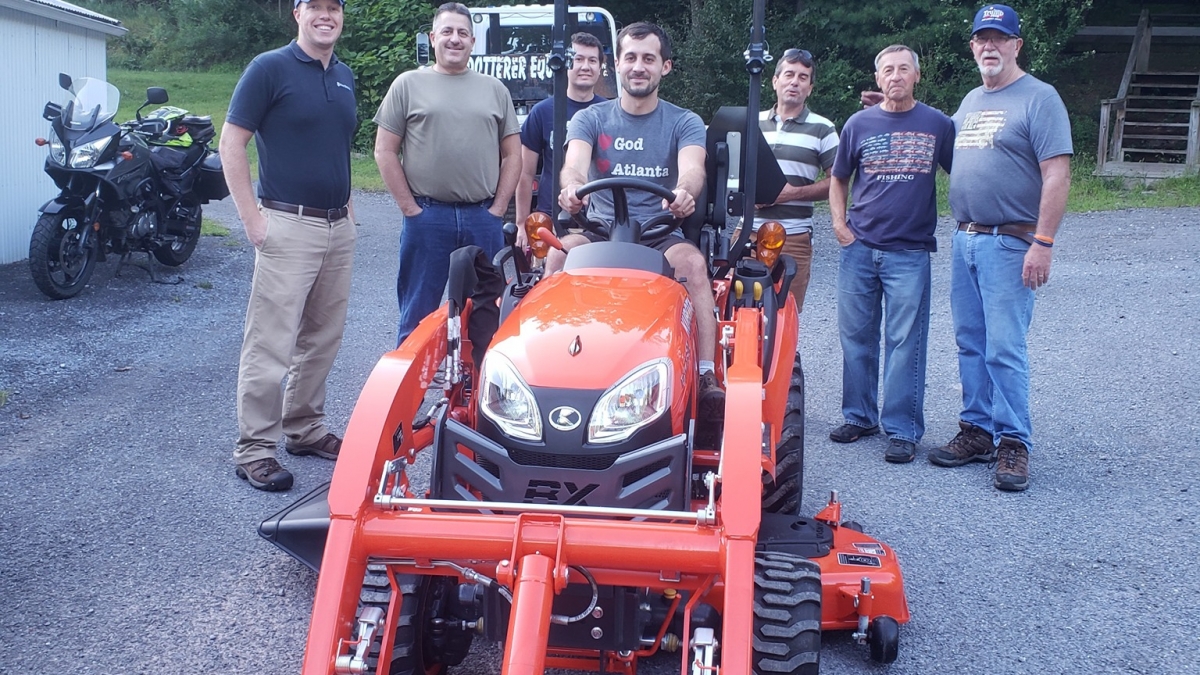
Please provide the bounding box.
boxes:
[972,4,1020,37]
[295,0,345,7]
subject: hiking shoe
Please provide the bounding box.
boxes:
[697,372,726,425]
[235,457,294,492]
[928,421,996,467]
[829,423,880,444]
[884,439,916,463]
[285,432,342,460]
[994,437,1030,492]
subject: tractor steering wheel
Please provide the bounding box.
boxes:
[573,177,684,242]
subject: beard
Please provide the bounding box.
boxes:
[976,51,1004,78]
[621,75,660,98]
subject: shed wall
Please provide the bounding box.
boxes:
[1,5,108,265]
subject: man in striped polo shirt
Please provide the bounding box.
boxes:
[751,48,839,312]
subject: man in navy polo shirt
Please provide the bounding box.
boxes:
[220,0,357,492]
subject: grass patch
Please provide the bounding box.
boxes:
[201,218,229,237]
[0,390,8,408]
[195,280,214,290]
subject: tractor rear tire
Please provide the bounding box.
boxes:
[752,551,821,675]
[762,357,806,514]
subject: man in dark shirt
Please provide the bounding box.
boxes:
[514,32,607,237]
[220,0,357,491]
[827,45,954,464]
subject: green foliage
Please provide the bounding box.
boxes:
[662,0,1092,131]
[75,0,292,71]
[340,0,435,151]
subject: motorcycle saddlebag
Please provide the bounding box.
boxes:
[196,152,230,203]
[181,115,215,146]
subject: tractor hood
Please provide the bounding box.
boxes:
[490,269,695,393]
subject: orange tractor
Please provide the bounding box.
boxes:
[259,3,909,673]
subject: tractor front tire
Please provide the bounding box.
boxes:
[762,357,806,514]
[752,551,821,675]
[358,568,444,675]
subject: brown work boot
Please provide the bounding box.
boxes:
[994,437,1030,492]
[235,457,294,492]
[697,371,726,425]
[285,432,342,460]
[928,421,996,467]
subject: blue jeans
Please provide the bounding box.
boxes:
[396,197,503,345]
[950,230,1036,450]
[837,240,931,444]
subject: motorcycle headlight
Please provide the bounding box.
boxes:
[479,353,542,441]
[48,132,66,165]
[67,137,111,169]
[588,359,670,444]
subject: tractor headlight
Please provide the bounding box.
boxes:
[479,353,542,441]
[47,131,66,165]
[588,359,670,444]
[68,137,111,169]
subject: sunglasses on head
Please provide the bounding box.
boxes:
[782,48,814,66]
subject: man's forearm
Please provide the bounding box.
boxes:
[777,176,831,204]
[493,152,520,215]
[677,165,705,202]
[375,152,419,213]
[828,176,849,227]
[218,131,258,223]
[1037,156,1070,238]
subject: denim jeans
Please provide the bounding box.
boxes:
[837,240,931,443]
[950,230,1036,450]
[396,196,503,345]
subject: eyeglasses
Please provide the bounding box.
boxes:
[782,48,814,66]
[970,34,1017,47]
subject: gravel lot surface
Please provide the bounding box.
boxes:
[1,195,1197,674]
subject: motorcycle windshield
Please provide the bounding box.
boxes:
[63,77,121,131]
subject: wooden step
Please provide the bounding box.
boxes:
[1123,148,1187,155]
[1127,95,1197,100]
[1094,161,1192,179]
[1122,135,1188,142]
[1135,71,1200,77]
[1124,121,1191,128]
[1126,108,1190,114]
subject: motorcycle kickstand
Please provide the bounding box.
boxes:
[115,251,183,285]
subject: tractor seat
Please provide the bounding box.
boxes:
[563,241,673,277]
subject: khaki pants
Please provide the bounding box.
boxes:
[732,229,814,313]
[234,207,356,464]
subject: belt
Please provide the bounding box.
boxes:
[958,221,1036,245]
[261,199,349,221]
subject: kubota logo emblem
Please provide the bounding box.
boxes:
[548,406,582,431]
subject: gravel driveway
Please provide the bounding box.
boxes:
[0,195,1196,674]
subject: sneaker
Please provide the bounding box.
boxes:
[829,423,880,444]
[697,372,726,425]
[928,421,996,467]
[884,438,916,463]
[235,457,294,491]
[285,432,342,460]
[994,437,1030,492]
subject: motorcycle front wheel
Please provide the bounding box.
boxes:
[153,205,202,267]
[29,213,97,299]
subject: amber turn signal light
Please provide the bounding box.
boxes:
[35,138,48,146]
[755,221,787,269]
[525,212,553,259]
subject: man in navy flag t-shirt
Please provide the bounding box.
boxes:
[827,45,954,465]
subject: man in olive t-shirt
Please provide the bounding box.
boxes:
[373,2,521,345]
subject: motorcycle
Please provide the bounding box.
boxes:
[30,73,229,299]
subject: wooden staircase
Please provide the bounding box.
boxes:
[1096,10,1200,177]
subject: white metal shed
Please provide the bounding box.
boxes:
[0,0,125,265]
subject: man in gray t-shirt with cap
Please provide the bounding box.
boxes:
[928,4,1072,493]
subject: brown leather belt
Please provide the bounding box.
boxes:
[957,221,1037,245]
[261,199,349,221]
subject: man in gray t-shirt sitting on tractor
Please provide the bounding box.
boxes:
[554,21,723,424]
